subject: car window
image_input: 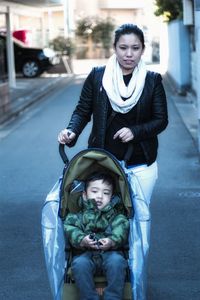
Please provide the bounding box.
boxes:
[12,36,27,48]
[0,38,7,82]
[0,34,26,48]
[0,37,6,49]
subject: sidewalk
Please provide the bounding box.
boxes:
[0,59,198,149]
[0,73,74,125]
[163,73,198,147]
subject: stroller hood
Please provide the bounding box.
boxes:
[59,148,133,218]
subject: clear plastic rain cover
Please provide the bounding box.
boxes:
[41,171,151,300]
[41,178,65,300]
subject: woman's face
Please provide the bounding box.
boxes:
[114,33,144,75]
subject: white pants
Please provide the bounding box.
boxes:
[122,161,158,300]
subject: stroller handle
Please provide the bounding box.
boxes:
[59,143,69,164]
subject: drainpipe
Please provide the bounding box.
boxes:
[194,0,200,152]
[6,6,16,88]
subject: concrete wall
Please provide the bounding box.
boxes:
[167,20,191,92]
[191,51,197,93]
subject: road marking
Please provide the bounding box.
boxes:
[178,191,200,198]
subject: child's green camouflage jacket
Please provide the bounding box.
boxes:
[63,195,129,249]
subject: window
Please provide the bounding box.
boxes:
[0,38,6,82]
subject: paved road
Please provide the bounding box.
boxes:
[0,76,86,300]
[147,80,200,300]
[0,75,200,300]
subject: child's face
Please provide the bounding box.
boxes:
[83,179,113,209]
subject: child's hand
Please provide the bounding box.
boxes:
[98,238,115,250]
[80,235,98,249]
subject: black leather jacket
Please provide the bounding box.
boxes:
[67,66,168,165]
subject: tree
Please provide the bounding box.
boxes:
[75,17,94,42]
[91,18,115,57]
[154,0,183,22]
[75,16,115,57]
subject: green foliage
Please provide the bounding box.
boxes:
[75,17,94,41]
[91,19,115,51]
[75,16,115,55]
[154,0,183,22]
[49,36,75,57]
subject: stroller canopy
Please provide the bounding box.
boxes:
[59,148,133,218]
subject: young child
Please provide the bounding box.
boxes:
[63,171,130,300]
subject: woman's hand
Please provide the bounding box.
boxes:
[113,127,134,143]
[58,129,76,144]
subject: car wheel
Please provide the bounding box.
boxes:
[22,60,41,78]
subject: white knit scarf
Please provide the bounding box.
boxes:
[102,54,147,114]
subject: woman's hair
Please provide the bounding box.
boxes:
[85,171,115,192]
[113,23,145,49]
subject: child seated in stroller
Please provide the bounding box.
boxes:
[63,171,130,300]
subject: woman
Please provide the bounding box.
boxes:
[58,24,168,300]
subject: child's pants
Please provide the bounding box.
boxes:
[72,250,127,300]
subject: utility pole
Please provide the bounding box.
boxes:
[6,6,16,88]
[194,0,200,153]
[63,0,75,38]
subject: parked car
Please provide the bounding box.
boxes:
[0,34,60,78]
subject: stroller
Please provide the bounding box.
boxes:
[42,146,151,300]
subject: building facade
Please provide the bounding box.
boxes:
[167,0,200,151]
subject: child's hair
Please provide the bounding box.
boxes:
[85,171,115,193]
[113,23,145,49]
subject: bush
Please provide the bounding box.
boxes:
[49,36,75,57]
